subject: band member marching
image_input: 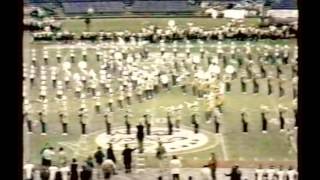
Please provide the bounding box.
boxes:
[59,110,69,135]
[241,109,249,133]
[78,107,88,135]
[260,106,269,134]
[104,110,112,135]
[39,111,47,135]
[278,105,287,132]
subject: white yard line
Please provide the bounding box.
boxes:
[218,134,229,161]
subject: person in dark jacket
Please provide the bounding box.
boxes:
[107,143,116,164]
[54,171,62,180]
[94,146,105,178]
[70,158,79,180]
[106,143,117,175]
[225,165,242,180]
[122,144,136,173]
[80,165,92,180]
[40,167,50,180]
[94,147,105,166]
[136,122,144,153]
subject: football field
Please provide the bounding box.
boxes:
[23,18,297,168]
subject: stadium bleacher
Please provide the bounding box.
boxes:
[271,0,297,9]
[130,1,198,13]
[62,1,125,13]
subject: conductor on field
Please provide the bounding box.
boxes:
[136,121,145,153]
[122,144,136,173]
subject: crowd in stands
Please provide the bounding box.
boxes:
[24,143,298,180]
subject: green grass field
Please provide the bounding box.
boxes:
[23,18,297,168]
[61,18,260,33]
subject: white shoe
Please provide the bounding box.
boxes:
[62,133,68,136]
[41,133,47,135]
[27,132,33,135]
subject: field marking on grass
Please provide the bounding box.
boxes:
[218,134,229,161]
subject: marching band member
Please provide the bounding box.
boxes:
[240,76,247,94]
[56,50,61,64]
[213,108,221,134]
[260,105,269,134]
[94,91,101,113]
[78,106,88,135]
[252,77,259,95]
[278,105,287,132]
[160,73,170,91]
[241,109,248,133]
[167,112,174,135]
[43,50,49,65]
[59,108,68,135]
[117,86,125,109]
[104,110,112,135]
[279,80,285,98]
[50,66,57,88]
[174,105,183,129]
[39,109,47,135]
[124,109,132,134]
[267,77,273,95]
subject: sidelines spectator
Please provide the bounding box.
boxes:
[70,158,79,180]
[42,147,55,167]
[23,162,35,180]
[169,155,182,180]
[40,166,50,180]
[59,162,70,180]
[57,147,67,167]
[208,153,218,180]
[225,165,242,180]
[101,159,116,180]
[94,146,105,178]
[49,164,59,180]
[200,165,212,180]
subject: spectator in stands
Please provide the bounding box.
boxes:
[169,155,182,180]
[225,165,242,180]
[70,158,79,180]
[122,144,136,173]
[23,162,35,180]
[200,165,212,180]
[208,153,218,180]
[101,159,116,180]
